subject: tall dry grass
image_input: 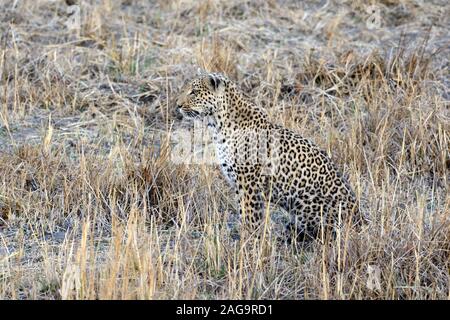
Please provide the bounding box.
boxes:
[0,0,448,299]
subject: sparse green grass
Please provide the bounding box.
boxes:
[0,0,449,300]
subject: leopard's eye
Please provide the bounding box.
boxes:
[190,89,199,96]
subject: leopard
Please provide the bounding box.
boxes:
[175,72,361,241]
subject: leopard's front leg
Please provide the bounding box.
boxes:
[236,167,266,236]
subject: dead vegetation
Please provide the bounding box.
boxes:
[0,0,449,299]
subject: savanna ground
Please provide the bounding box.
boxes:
[0,0,449,300]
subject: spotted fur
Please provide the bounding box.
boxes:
[175,72,361,240]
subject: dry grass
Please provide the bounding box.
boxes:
[0,0,449,299]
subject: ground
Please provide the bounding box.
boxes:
[0,0,449,299]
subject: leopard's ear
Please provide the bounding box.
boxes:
[204,74,225,93]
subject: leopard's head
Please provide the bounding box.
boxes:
[175,73,227,120]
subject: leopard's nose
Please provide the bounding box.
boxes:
[174,105,183,120]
